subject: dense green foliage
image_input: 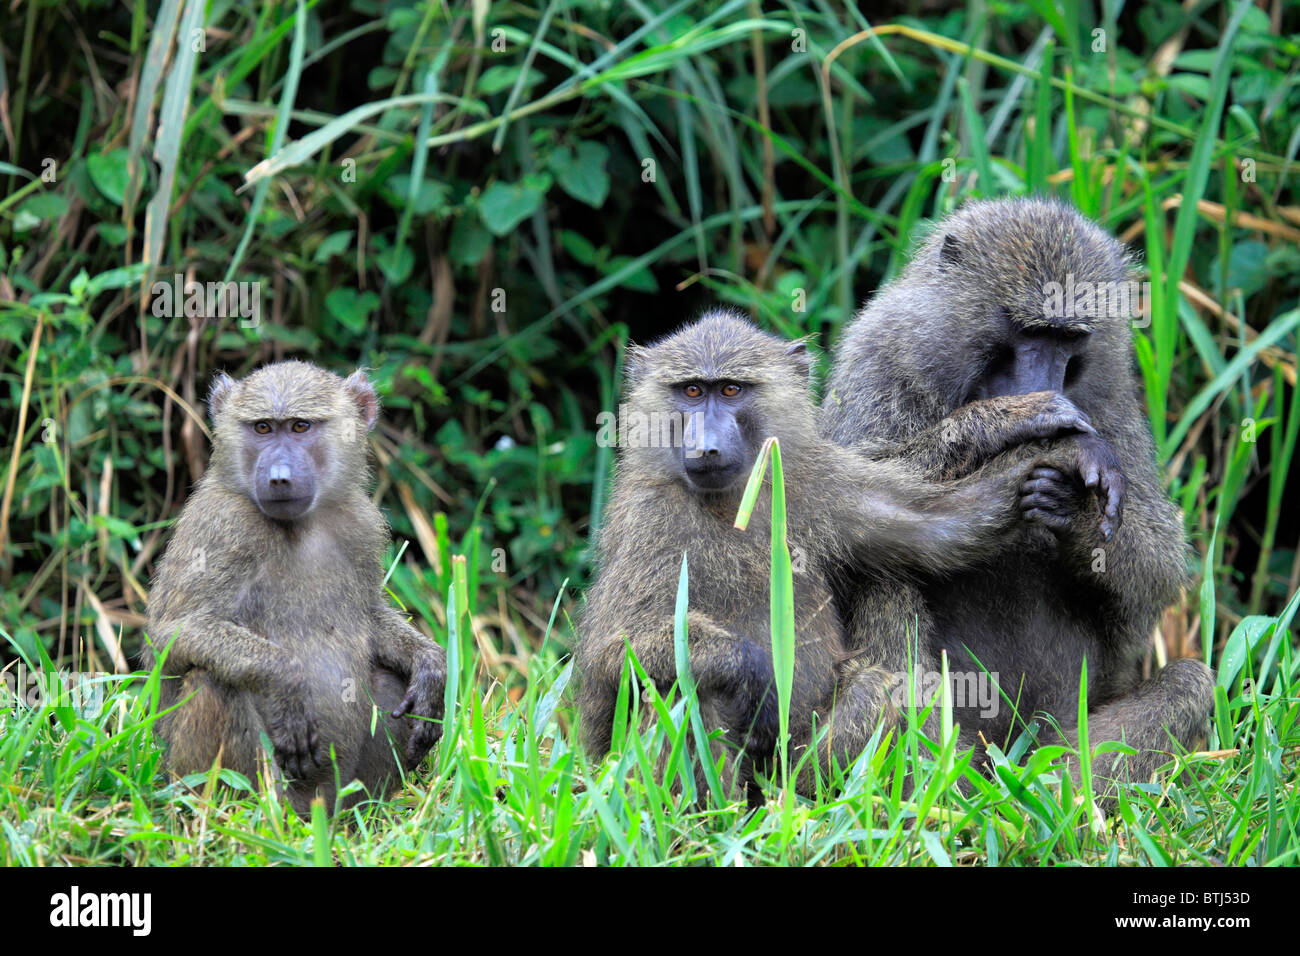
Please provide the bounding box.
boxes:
[1,0,1297,865]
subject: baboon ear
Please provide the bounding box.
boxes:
[785,339,813,383]
[939,233,964,268]
[345,370,380,432]
[623,344,647,388]
[208,371,235,420]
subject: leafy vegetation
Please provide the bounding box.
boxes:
[1,0,1297,865]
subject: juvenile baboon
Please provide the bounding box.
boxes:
[824,197,1214,791]
[144,361,447,814]
[576,311,1089,802]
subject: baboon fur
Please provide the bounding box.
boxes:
[145,361,446,814]
[577,311,1069,801]
[823,197,1214,792]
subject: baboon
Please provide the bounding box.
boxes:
[144,361,447,814]
[576,311,1091,802]
[823,197,1215,792]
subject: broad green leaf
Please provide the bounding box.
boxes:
[374,238,414,284]
[16,192,68,225]
[604,256,658,292]
[324,287,381,333]
[313,230,355,263]
[450,216,492,266]
[86,264,151,298]
[559,229,600,266]
[386,173,451,215]
[87,149,131,206]
[478,174,552,236]
[552,141,610,208]
[477,65,545,95]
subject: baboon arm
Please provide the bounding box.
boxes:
[825,449,1021,577]
[876,409,994,479]
[371,605,447,758]
[881,393,1095,481]
[586,611,781,757]
[1061,513,1187,635]
[147,616,303,695]
[370,605,447,679]
[590,611,774,701]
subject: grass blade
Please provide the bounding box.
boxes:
[673,553,725,804]
[225,0,308,281]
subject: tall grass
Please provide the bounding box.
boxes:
[4,587,1295,865]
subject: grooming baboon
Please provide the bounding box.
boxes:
[144,361,447,814]
[576,311,1091,802]
[824,197,1214,792]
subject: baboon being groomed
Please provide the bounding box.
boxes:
[823,197,1214,792]
[576,310,1091,802]
[145,361,447,814]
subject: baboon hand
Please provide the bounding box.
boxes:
[1009,392,1096,446]
[392,650,446,765]
[1075,434,1126,538]
[265,695,325,780]
[747,681,781,754]
[717,636,779,753]
[1021,435,1126,539]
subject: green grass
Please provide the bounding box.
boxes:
[1,0,1298,865]
[2,450,1296,866]
[2,594,1296,866]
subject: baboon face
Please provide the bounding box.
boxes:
[964,313,1090,403]
[207,361,378,522]
[919,198,1131,410]
[677,378,756,492]
[241,417,326,521]
[625,310,815,496]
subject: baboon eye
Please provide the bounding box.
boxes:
[291,420,311,433]
[721,383,742,398]
[683,384,703,399]
[253,421,272,435]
